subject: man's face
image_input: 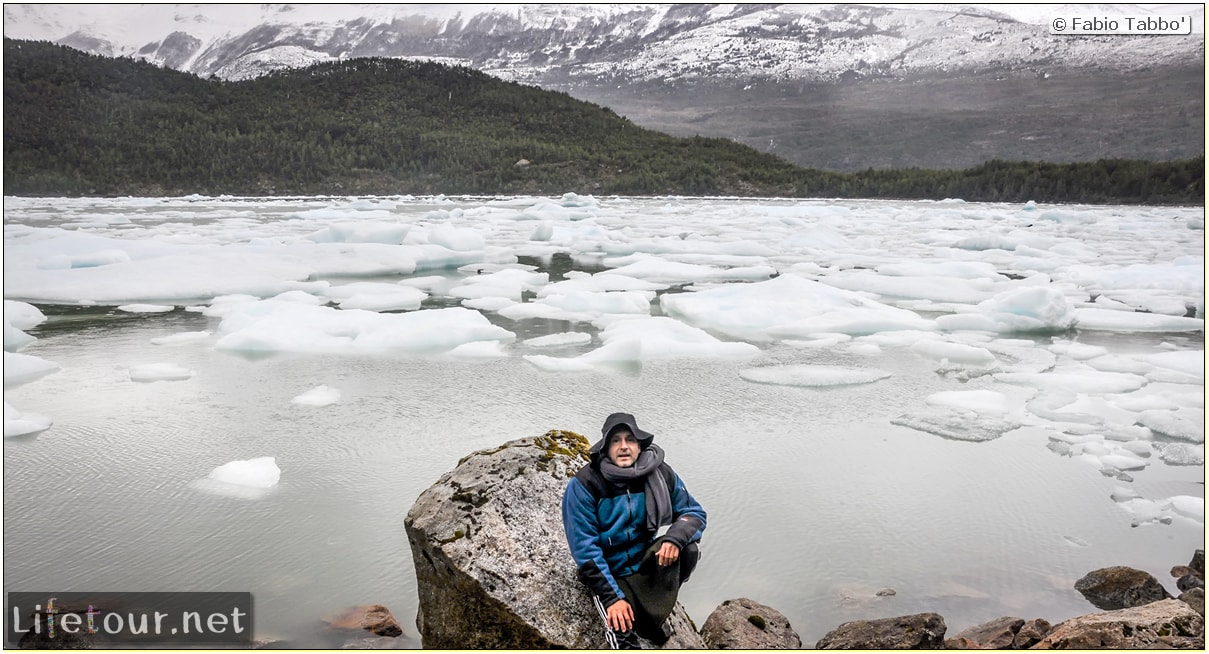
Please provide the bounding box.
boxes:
[606,429,639,468]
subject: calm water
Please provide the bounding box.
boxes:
[4,297,1203,647]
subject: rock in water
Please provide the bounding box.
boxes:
[1033,599,1204,649]
[404,429,706,648]
[701,597,802,649]
[1074,566,1172,610]
[815,612,946,649]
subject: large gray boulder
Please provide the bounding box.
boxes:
[1032,598,1204,649]
[700,597,802,649]
[404,429,706,649]
[1074,566,1172,610]
[815,612,946,649]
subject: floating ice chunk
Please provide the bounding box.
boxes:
[150,330,213,345]
[1049,340,1109,360]
[937,287,1075,333]
[530,223,554,241]
[600,259,774,284]
[536,291,654,315]
[1074,308,1204,333]
[821,271,994,304]
[301,222,410,244]
[1111,486,1142,502]
[4,352,60,388]
[661,274,933,341]
[739,365,891,387]
[954,234,1018,251]
[1118,498,1167,526]
[523,338,641,372]
[4,301,46,330]
[118,303,175,313]
[200,294,262,318]
[537,273,666,296]
[445,340,508,358]
[4,402,52,437]
[450,269,548,301]
[129,363,194,382]
[38,248,131,269]
[1084,354,1154,374]
[876,261,1003,280]
[1139,351,1204,380]
[1154,442,1204,466]
[911,340,997,366]
[524,332,593,347]
[925,390,1009,415]
[847,342,882,356]
[215,302,514,354]
[599,317,760,360]
[208,456,281,488]
[426,225,485,251]
[269,290,328,305]
[292,385,341,406]
[995,370,1147,394]
[1136,408,1204,443]
[891,410,1021,442]
[461,297,516,312]
[336,288,427,312]
[4,322,36,352]
[1169,496,1204,523]
[783,334,853,348]
[1098,453,1149,471]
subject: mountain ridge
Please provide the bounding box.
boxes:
[3,4,1204,172]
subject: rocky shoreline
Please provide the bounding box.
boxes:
[393,430,1205,649]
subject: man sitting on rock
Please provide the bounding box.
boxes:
[562,412,707,648]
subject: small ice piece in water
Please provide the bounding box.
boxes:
[4,351,61,388]
[1062,535,1091,548]
[1049,340,1109,361]
[5,322,36,352]
[292,385,341,406]
[524,332,593,347]
[1110,486,1142,502]
[739,364,891,387]
[445,340,508,358]
[208,456,281,488]
[891,410,1021,442]
[129,363,194,382]
[910,340,997,366]
[936,286,1076,333]
[1137,408,1204,443]
[1169,496,1204,523]
[118,304,175,313]
[4,402,52,437]
[4,301,47,330]
[925,390,1010,415]
[1154,442,1204,466]
[150,330,213,345]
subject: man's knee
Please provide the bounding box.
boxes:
[679,542,700,584]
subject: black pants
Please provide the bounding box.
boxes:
[612,541,700,647]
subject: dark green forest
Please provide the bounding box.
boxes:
[3,39,1203,204]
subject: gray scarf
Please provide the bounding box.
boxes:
[598,443,673,532]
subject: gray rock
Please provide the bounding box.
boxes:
[700,597,802,649]
[1011,617,1052,648]
[403,430,706,649]
[1179,587,1205,617]
[1032,598,1205,649]
[321,604,403,638]
[945,615,1051,649]
[1074,565,1172,610]
[816,612,946,649]
[1179,575,1205,592]
[951,616,1024,649]
[1192,549,1205,576]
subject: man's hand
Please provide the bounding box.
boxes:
[606,599,634,632]
[656,541,680,566]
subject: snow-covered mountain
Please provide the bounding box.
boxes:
[4,3,1203,83]
[5,4,1204,171]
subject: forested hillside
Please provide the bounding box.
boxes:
[3,39,1203,204]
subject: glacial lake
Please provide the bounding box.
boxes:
[3,194,1203,646]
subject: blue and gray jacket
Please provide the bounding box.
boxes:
[561,456,706,607]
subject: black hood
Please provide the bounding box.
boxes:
[589,412,655,458]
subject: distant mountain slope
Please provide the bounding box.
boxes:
[3,39,1202,203]
[4,3,1203,171]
